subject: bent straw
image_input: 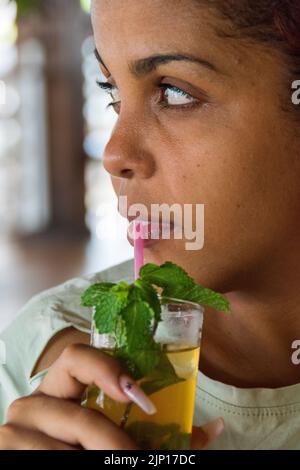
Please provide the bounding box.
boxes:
[134,220,144,280]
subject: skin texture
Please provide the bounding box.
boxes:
[92,0,300,388]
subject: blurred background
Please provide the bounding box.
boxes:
[0,0,132,332]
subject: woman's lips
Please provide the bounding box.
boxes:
[127,220,174,247]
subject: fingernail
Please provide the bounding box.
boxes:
[202,418,224,440]
[119,374,157,415]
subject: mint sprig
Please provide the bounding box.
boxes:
[81,261,230,395]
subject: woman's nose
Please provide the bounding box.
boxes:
[102,123,156,180]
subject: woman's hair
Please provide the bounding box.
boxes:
[197,0,300,114]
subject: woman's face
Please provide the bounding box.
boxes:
[92,0,300,292]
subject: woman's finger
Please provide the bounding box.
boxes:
[191,418,224,449]
[36,343,136,404]
[6,394,139,450]
[0,423,78,450]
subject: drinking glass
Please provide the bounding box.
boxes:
[82,295,204,450]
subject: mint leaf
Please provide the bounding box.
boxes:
[117,347,162,380]
[93,292,122,333]
[114,316,127,349]
[174,283,230,313]
[116,299,162,378]
[131,280,161,322]
[140,261,193,292]
[121,299,155,350]
[126,421,180,440]
[125,421,189,450]
[140,261,230,313]
[159,431,191,450]
[111,281,131,308]
[81,282,116,307]
[86,281,131,334]
[114,348,142,380]
[134,343,162,376]
[140,352,185,396]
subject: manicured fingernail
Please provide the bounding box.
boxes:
[119,375,157,415]
[202,418,225,439]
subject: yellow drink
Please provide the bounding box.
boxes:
[83,345,200,450]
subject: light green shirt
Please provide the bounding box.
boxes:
[1,258,300,449]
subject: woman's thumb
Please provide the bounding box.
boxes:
[191,417,225,449]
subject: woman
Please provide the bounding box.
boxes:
[1,0,300,450]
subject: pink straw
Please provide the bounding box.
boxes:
[134,221,144,280]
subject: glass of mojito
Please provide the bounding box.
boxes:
[82,295,203,450]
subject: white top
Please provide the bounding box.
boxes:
[1,258,300,449]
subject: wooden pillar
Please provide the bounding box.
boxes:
[19,0,92,234]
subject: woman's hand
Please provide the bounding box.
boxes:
[191,418,224,449]
[0,343,224,449]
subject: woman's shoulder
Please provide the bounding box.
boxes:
[1,257,134,344]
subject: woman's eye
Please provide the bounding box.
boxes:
[96,81,120,110]
[96,80,199,113]
[159,84,198,109]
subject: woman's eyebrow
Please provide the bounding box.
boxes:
[94,47,224,77]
